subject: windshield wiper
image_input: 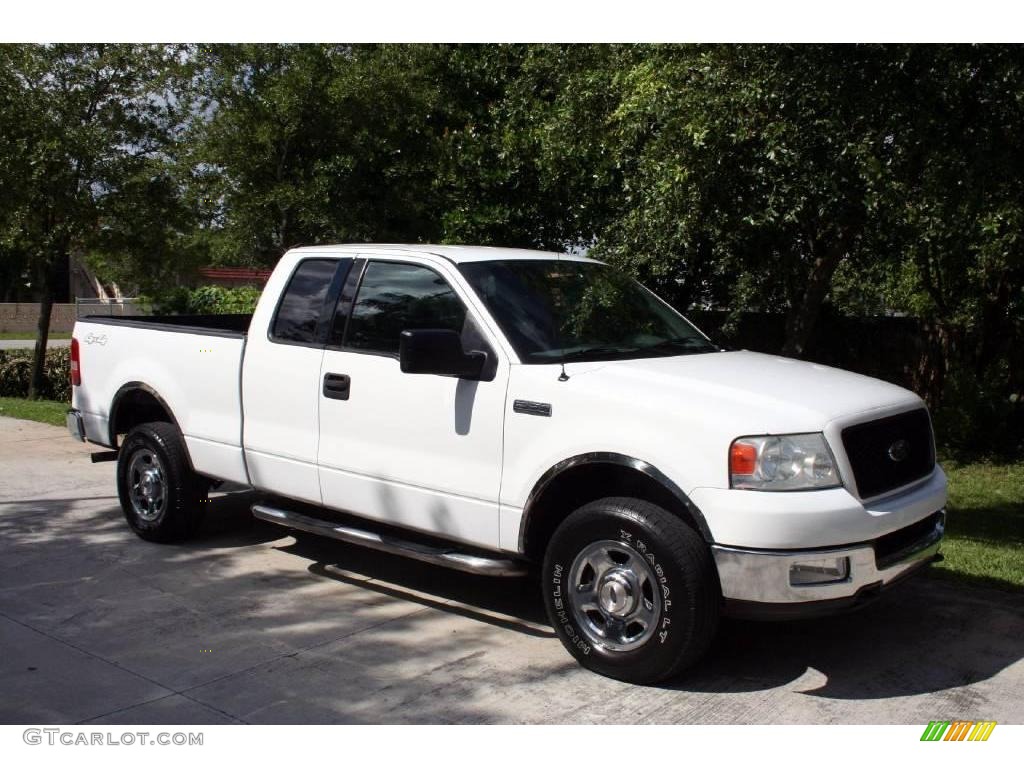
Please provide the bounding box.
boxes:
[556,346,639,362]
[544,339,715,364]
[638,337,717,356]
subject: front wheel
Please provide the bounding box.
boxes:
[116,421,206,542]
[542,497,720,684]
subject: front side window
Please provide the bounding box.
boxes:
[458,259,716,363]
[345,261,467,356]
[270,259,342,344]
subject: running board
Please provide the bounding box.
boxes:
[252,504,528,577]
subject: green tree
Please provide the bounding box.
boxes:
[181,44,622,263]
[868,46,1024,404]
[434,44,624,249]
[0,44,189,397]
[566,45,900,354]
[187,44,459,265]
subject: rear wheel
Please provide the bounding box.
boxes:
[542,496,719,684]
[117,421,206,542]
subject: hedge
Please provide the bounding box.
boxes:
[0,347,71,402]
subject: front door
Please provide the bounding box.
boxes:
[317,257,508,550]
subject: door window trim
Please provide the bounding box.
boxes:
[325,257,367,349]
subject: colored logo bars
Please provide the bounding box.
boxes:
[920,721,997,741]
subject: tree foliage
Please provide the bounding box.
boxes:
[185,44,459,263]
[1,44,1021,452]
[0,44,190,395]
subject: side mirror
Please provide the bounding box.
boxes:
[399,329,486,379]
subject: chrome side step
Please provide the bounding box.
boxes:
[252,503,528,577]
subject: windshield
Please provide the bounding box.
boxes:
[458,259,717,364]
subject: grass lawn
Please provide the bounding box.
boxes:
[0,331,72,340]
[931,460,1024,591]
[0,396,68,427]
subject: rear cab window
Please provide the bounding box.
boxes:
[270,258,351,346]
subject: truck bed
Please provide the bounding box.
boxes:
[71,314,251,485]
[80,313,252,337]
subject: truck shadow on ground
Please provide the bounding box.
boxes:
[278,533,552,635]
[3,492,1021,723]
[2,493,526,724]
[275,523,1024,702]
[674,578,1024,700]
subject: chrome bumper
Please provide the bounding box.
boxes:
[66,409,85,442]
[712,510,944,610]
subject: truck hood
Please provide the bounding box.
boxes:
[570,350,923,431]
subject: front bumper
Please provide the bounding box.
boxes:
[713,509,944,619]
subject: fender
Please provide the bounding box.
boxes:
[108,381,183,449]
[518,451,714,552]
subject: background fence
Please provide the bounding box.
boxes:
[690,310,929,393]
[73,298,147,320]
[0,300,147,334]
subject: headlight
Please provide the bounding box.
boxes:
[729,433,841,491]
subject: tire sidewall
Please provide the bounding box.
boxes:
[543,502,704,683]
[116,425,191,539]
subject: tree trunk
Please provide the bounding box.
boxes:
[28,258,58,400]
[781,240,846,358]
[913,319,952,409]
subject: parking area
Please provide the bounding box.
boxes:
[1,415,1022,725]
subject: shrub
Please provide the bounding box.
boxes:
[0,347,71,402]
[932,366,1024,461]
[151,284,262,315]
[0,353,32,398]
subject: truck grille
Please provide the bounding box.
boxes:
[841,408,935,498]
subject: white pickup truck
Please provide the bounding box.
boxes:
[68,244,947,683]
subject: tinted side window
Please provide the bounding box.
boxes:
[271,259,339,344]
[345,262,466,356]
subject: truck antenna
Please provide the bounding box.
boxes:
[555,249,569,382]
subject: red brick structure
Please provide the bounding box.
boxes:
[197,267,273,287]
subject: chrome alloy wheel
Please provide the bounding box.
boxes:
[568,539,661,652]
[127,448,166,521]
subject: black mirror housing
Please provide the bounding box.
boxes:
[399,329,486,379]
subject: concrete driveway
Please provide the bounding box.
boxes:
[1,415,1022,725]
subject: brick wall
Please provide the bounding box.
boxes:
[0,304,79,334]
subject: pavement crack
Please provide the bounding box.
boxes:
[75,692,180,725]
[176,604,433,697]
[177,691,251,724]
[0,609,177,697]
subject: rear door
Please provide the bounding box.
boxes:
[242,256,351,503]
[316,256,509,550]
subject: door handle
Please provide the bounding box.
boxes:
[323,373,351,401]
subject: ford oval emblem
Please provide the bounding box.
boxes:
[888,439,910,463]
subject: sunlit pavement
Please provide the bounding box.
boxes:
[1,415,1022,725]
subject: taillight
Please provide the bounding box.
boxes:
[70,337,81,386]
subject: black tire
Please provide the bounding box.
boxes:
[116,421,206,543]
[541,497,719,684]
